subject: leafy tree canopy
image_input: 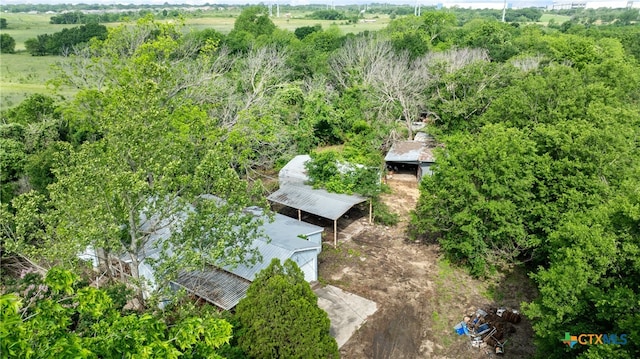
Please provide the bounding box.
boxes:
[0,33,16,53]
[235,259,339,359]
[1,267,232,358]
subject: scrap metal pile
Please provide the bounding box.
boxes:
[454,307,522,356]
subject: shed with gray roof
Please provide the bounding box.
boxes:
[385,136,438,179]
[270,155,371,246]
[172,212,323,309]
[83,199,324,310]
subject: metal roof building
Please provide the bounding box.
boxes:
[172,212,324,310]
[173,268,251,311]
[270,155,372,246]
[385,141,436,163]
[278,154,312,186]
[83,196,325,310]
[385,138,438,179]
[268,183,367,221]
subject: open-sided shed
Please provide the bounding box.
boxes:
[271,155,372,246]
[268,183,368,246]
[385,140,436,179]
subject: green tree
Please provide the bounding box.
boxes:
[306,10,347,21]
[523,183,640,358]
[294,24,322,40]
[383,15,431,58]
[2,94,59,126]
[236,259,339,359]
[0,268,233,358]
[0,18,7,29]
[428,59,513,134]
[0,136,25,204]
[0,33,15,53]
[454,19,520,62]
[7,19,265,303]
[24,34,51,56]
[232,6,275,39]
[421,10,456,48]
[410,124,539,276]
[46,23,108,55]
[617,9,639,26]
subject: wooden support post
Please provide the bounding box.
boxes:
[334,220,337,247]
[369,199,373,224]
[298,209,301,221]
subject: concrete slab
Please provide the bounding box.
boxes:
[315,285,378,348]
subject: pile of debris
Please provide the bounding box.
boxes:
[453,307,522,356]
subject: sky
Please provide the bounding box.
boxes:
[2,0,634,9]
[0,0,554,6]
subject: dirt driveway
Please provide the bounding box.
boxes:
[317,174,537,359]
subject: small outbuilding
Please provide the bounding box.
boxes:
[269,155,371,246]
[385,133,438,179]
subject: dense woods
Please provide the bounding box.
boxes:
[1,5,639,358]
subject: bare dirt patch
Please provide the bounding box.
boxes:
[317,175,538,359]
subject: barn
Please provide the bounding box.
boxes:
[172,212,324,310]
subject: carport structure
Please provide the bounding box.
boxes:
[268,183,370,247]
[385,140,436,179]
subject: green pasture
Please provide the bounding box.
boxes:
[0,53,73,111]
[538,13,571,25]
[1,13,72,51]
[182,14,391,34]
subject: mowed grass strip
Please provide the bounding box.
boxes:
[183,14,391,34]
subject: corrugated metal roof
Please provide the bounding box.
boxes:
[223,212,322,281]
[121,196,325,309]
[267,184,367,221]
[263,213,324,243]
[225,237,318,282]
[385,141,436,163]
[173,268,251,310]
[172,212,323,310]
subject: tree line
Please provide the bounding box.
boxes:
[1,6,639,358]
[24,23,107,56]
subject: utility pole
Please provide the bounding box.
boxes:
[501,0,507,22]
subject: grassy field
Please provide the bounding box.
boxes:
[0,53,73,110]
[538,13,571,25]
[0,13,73,51]
[184,15,391,34]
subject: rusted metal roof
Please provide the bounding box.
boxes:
[385,141,436,163]
[173,267,251,311]
[267,184,367,221]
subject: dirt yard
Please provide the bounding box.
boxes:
[317,174,538,359]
